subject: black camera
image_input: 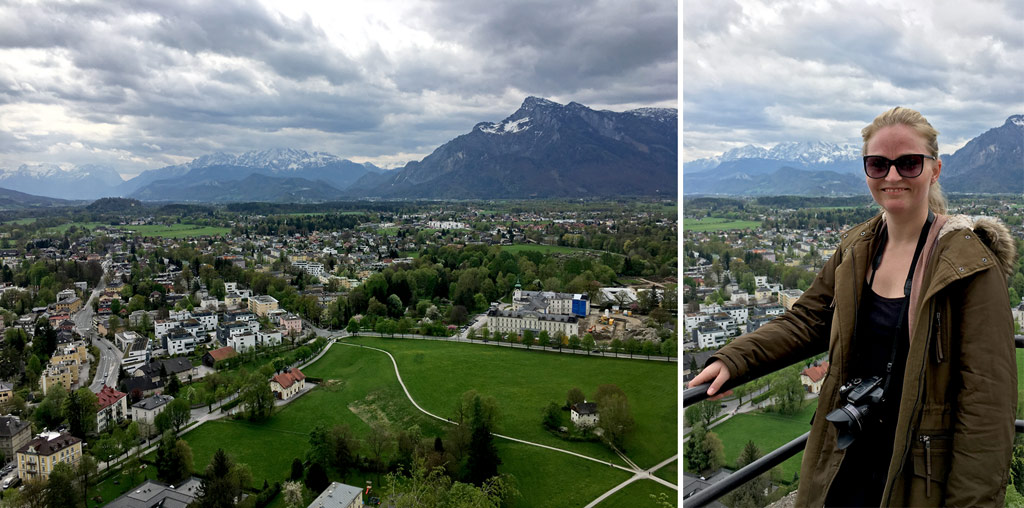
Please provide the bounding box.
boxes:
[825,376,885,450]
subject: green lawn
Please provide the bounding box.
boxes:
[701,401,817,484]
[340,336,678,469]
[498,441,632,508]
[44,221,106,234]
[115,224,232,238]
[177,346,443,488]
[89,461,160,506]
[595,479,677,508]
[500,244,622,257]
[653,458,677,485]
[683,217,761,232]
[3,217,37,225]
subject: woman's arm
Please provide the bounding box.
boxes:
[944,267,1017,506]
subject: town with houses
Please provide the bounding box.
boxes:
[0,199,679,506]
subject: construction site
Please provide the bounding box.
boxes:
[580,308,648,342]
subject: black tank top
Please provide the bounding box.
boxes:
[824,286,909,507]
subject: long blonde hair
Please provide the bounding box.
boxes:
[862,107,947,214]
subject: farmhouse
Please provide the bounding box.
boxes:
[203,346,238,367]
[570,401,599,428]
[801,362,829,394]
[270,367,306,400]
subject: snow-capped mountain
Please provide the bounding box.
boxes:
[357,96,677,198]
[684,141,860,175]
[124,149,387,201]
[0,163,125,200]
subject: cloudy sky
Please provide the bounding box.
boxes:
[0,0,678,179]
[683,0,1024,162]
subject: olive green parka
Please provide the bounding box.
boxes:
[710,213,1018,507]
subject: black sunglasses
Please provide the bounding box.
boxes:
[863,154,936,179]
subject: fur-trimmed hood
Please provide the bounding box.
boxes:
[937,214,1017,279]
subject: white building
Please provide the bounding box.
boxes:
[695,322,729,349]
[257,329,283,348]
[227,333,257,353]
[131,394,173,428]
[485,307,579,339]
[570,401,599,428]
[512,288,590,317]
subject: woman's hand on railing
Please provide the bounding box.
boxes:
[688,360,732,399]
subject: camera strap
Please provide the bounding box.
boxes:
[868,210,934,396]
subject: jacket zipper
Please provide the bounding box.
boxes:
[920,435,932,497]
[885,300,933,506]
[933,311,944,363]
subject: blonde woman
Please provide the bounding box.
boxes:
[689,107,1017,506]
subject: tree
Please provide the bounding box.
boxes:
[568,334,581,351]
[538,330,550,347]
[542,402,561,430]
[290,457,304,481]
[723,441,770,508]
[282,481,304,508]
[305,462,329,494]
[165,375,182,397]
[521,329,534,349]
[684,399,722,429]
[64,388,98,439]
[466,396,502,486]
[76,454,98,508]
[582,333,596,354]
[566,387,585,408]
[379,458,518,508]
[597,390,636,451]
[166,397,191,433]
[195,448,250,508]
[32,385,66,430]
[155,431,193,485]
[93,438,119,468]
[346,317,361,334]
[772,367,806,415]
[45,462,80,508]
[241,372,274,421]
[685,421,725,475]
[366,423,393,484]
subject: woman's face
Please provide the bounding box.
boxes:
[864,124,940,219]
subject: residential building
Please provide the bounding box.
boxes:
[17,432,82,481]
[54,297,82,314]
[0,381,13,406]
[115,331,145,352]
[570,401,599,428]
[307,482,363,508]
[279,314,302,337]
[131,394,174,428]
[694,322,728,350]
[779,289,805,311]
[96,385,128,433]
[40,364,74,395]
[56,289,76,302]
[0,416,31,465]
[248,295,279,317]
[270,368,306,400]
[257,329,282,348]
[165,327,202,356]
[105,477,203,508]
[121,334,150,374]
[801,362,830,395]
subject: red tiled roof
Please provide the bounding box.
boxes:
[271,368,305,389]
[802,362,829,383]
[96,385,127,410]
[206,346,238,362]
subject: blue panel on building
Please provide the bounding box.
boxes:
[571,299,587,316]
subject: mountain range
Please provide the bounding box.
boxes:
[0,98,678,202]
[683,115,1024,196]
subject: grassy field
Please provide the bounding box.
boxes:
[701,401,817,484]
[595,480,677,508]
[116,224,232,238]
[176,346,444,488]
[683,217,761,232]
[497,440,633,508]
[89,461,160,505]
[653,459,677,485]
[340,336,678,469]
[44,221,106,234]
[3,217,37,225]
[500,244,622,257]
[168,338,675,508]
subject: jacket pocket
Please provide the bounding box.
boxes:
[911,433,952,503]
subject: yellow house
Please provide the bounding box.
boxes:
[40,364,74,396]
[54,297,83,314]
[248,295,279,317]
[17,432,82,481]
[0,381,13,405]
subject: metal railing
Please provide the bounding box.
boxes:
[682,334,1024,507]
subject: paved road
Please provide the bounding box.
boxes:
[72,262,127,393]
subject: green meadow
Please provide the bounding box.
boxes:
[683,217,761,232]
[116,224,232,238]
